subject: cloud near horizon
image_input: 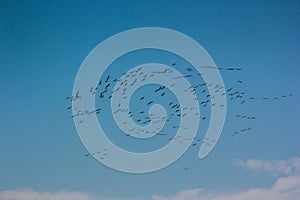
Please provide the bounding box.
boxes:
[3,176,299,200]
[233,157,300,176]
[0,189,95,200]
[152,175,300,200]
[152,157,300,200]
[2,157,300,200]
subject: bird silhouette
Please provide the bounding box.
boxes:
[105,75,110,82]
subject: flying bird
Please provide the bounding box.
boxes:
[105,75,110,82]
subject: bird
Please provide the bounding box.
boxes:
[148,101,154,105]
[105,75,110,82]
[105,83,111,89]
[74,91,80,99]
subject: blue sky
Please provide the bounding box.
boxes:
[0,1,299,200]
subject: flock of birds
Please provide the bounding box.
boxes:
[66,63,293,168]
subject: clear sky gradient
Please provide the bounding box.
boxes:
[0,1,299,200]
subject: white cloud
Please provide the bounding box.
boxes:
[0,189,95,200]
[3,157,300,200]
[153,157,300,200]
[233,157,300,175]
[152,176,300,200]
[2,176,300,200]
[152,189,203,200]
